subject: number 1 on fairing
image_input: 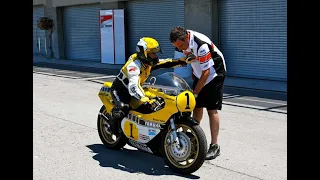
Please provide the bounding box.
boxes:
[129,123,134,138]
[185,93,190,109]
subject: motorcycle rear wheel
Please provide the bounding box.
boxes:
[161,120,207,174]
[97,105,127,149]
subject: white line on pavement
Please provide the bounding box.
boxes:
[33,71,79,79]
[223,101,287,113]
[77,75,116,81]
[231,97,286,106]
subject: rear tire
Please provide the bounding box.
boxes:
[97,105,127,149]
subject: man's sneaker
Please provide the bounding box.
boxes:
[205,144,220,160]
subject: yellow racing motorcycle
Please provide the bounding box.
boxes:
[97,72,207,174]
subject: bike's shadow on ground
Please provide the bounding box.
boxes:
[86,144,200,179]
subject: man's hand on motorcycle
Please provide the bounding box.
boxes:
[192,89,199,98]
[192,89,198,94]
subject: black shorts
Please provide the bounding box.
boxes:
[192,75,225,110]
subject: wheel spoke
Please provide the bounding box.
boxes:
[189,150,197,159]
[181,126,189,133]
[186,157,193,165]
[190,137,196,142]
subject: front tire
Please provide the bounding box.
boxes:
[161,119,207,174]
[97,105,127,149]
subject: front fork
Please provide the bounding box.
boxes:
[167,116,182,148]
[99,112,110,128]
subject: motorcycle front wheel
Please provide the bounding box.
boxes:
[97,105,127,149]
[161,119,207,174]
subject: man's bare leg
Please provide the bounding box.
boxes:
[207,109,220,144]
[205,109,221,160]
[192,107,203,124]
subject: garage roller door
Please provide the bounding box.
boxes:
[220,0,287,81]
[127,0,184,59]
[63,4,101,61]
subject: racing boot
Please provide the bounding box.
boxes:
[108,117,120,135]
[108,105,126,135]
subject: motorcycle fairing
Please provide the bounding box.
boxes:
[121,115,161,144]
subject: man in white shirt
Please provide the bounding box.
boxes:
[170,26,227,160]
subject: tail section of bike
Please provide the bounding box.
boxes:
[98,81,115,113]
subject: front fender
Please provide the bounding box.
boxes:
[175,114,199,126]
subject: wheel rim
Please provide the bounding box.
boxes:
[164,124,200,169]
[99,108,119,144]
[168,132,192,161]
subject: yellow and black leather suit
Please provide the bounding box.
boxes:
[111,53,186,107]
[107,37,186,135]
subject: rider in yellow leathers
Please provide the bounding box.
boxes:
[108,37,187,135]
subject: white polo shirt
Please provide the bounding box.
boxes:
[184,30,226,85]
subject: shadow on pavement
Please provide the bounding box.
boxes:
[86,144,200,179]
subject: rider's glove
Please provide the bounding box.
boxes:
[148,97,164,111]
[140,96,163,111]
[180,53,196,64]
[140,96,150,103]
[185,53,196,63]
[178,60,187,67]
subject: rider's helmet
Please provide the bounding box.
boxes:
[136,37,163,67]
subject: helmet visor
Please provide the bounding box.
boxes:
[147,45,163,54]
